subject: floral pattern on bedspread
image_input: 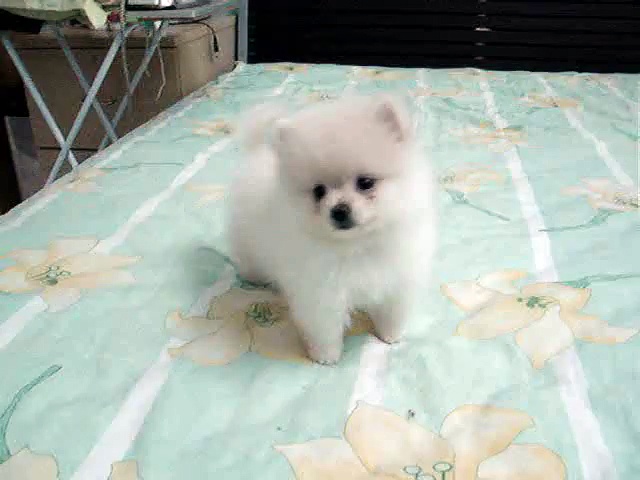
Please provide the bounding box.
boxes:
[0,63,637,479]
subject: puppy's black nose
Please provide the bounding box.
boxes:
[330,203,354,229]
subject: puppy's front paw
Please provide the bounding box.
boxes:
[371,313,407,345]
[376,331,403,345]
[370,299,411,345]
[306,343,342,366]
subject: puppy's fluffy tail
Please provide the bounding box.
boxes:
[238,103,288,151]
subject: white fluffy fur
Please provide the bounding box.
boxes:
[227,94,437,364]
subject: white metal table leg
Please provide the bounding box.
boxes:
[237,0,249,63]
[1,31,79,169]
[98,20,168,150]
[48,23,137,185]
[51,25,119,145]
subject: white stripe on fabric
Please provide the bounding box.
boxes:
[0,64,245,233]
[537,74,634,187]
[601,78,636,108]
[0,297,46,349]
[346,66,360,93]
[93,139,230,255]
[347,339,393,413]
[348,68,428,413]
[69,267,236,480]
[479,76,618,480]
[69,74,294,479]
[0,138,231,352]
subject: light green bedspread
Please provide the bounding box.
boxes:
[0,63,638,480]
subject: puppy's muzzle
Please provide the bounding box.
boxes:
[330,203,355,230]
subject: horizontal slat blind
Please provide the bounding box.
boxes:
[248,0,640,73]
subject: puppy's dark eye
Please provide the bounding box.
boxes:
[312,184,327,201]
[356,176,376,191]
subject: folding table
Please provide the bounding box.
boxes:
[0,0,237,185]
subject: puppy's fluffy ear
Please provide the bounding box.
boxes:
[239,103,288,151]
[271,118,300,160]
[372,95,412,143]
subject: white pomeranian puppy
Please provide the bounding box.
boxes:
[227,94,436,364]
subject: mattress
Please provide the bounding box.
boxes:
[0,63,638,480]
